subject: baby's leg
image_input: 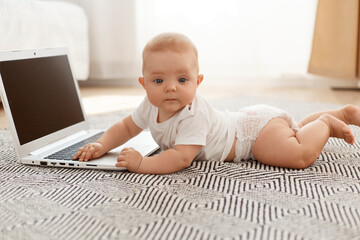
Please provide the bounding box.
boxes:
[252,115,354,169]
[299,104,360,128]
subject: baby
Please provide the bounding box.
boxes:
[73,32,360,174]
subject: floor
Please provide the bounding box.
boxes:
[0,77,359,129]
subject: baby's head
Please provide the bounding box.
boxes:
[142,32,199,74]
[139,33,203,120]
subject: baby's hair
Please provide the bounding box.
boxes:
[142,32,199,72]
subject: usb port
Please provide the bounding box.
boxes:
[40,161,47,166]
[59,162,65,166]
[69,163,74,166]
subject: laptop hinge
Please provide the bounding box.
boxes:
[30,130,88,156]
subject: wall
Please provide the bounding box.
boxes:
[58,0,318,85]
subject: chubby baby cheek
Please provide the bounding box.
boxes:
[147,93,162,106]
[183,91,197,104]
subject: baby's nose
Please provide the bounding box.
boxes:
[165,81,176,91]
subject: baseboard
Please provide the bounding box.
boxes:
[78,78,138,87]
[271,74,360,89]
[78,75,360,90]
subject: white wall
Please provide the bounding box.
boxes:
[135,0,318,82]
[62,0,318,84]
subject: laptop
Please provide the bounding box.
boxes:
[0,47,159,170]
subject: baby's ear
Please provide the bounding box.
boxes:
[138,77,145,88]
[197,74,204,86]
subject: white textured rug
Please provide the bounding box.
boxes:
[1,96,360,240]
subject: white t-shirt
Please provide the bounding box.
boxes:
[131,94,238,161]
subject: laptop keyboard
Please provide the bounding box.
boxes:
[45,132,104,160]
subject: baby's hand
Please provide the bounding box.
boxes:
[73,143,105,161]
[116,147,143,172]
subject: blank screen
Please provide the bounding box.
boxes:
[0,55,85,145]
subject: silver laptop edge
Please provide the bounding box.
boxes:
[0,48,90,162]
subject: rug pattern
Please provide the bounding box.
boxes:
[0,96,360,240]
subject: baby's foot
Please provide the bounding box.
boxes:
[319,114,355,145]
[341,104,360,126]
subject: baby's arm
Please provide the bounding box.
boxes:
[73,115,143,161]
[116,145,202,174]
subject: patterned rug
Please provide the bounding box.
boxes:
[1,96,360,240]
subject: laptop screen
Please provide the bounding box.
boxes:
[0,55,85,145]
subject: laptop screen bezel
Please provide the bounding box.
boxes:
[0,47,89,159]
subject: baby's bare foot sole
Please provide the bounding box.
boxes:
[319,114,355,145]
[342,104,360,126]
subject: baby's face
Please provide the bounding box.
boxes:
[140,50,202,121]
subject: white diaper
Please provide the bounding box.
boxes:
[233,104,299,162]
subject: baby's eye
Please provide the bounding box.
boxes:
[154,79,163,84]
[178,78,187,83]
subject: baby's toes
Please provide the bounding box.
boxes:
[344,132,355,145]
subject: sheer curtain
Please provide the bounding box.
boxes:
[135,0,318,83]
